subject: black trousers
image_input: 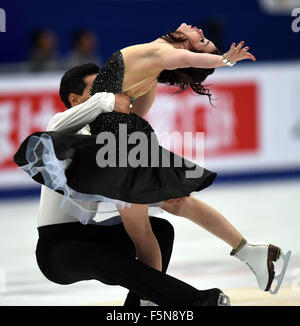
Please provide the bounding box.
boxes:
[36,217,221,306]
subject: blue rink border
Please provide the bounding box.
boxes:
[1,168,300,200]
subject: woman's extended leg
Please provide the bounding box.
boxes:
[118,203,162,271]
[162,195,291,294]
[162,196,244,249]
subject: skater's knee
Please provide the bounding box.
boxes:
[159,219,175,238]
[162,197,189,216]
[150,217,174,241]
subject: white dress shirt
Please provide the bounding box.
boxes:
[37,92,116,227]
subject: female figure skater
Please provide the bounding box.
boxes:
[14,23,291,301]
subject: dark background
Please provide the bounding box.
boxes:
[0,0,299,65]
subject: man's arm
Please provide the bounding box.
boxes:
[47,92,115,132]
[131,84,157,119]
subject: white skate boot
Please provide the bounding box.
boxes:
[217,293,231,306]
[230,240,291,294]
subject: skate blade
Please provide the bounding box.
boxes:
[217,293,231,306]
[140,299,158,306]
[269,250,291,295]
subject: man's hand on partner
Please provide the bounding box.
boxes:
[164,197,186,204]
[114,94,131,114]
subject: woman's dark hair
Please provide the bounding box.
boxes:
[158,31,222,105]
[59,63,100,108]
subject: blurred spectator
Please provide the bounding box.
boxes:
[65,28,103,69]
[28,28,62,72]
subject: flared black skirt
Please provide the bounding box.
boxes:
[13,112,217,221]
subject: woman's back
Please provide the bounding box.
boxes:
[120,43,166,98]
[89,43,167,136]
[90,43,169,100]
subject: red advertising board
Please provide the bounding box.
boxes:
[0,82,259,174]
[147,82,259,160]
[0,91,65,170]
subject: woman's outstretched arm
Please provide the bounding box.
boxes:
[157,41,256,70]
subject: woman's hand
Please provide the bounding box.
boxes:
[223,41,256,64]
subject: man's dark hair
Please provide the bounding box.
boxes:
[59,63,100,108]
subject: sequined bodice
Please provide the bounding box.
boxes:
[89,50,154,137]
[89,111,154,138]
[90,51,125,97]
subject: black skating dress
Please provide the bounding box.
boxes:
[13,50,217,223]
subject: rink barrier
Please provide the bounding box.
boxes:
[1,167,300,200]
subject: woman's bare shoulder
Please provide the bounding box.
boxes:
[120,42,174,57]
